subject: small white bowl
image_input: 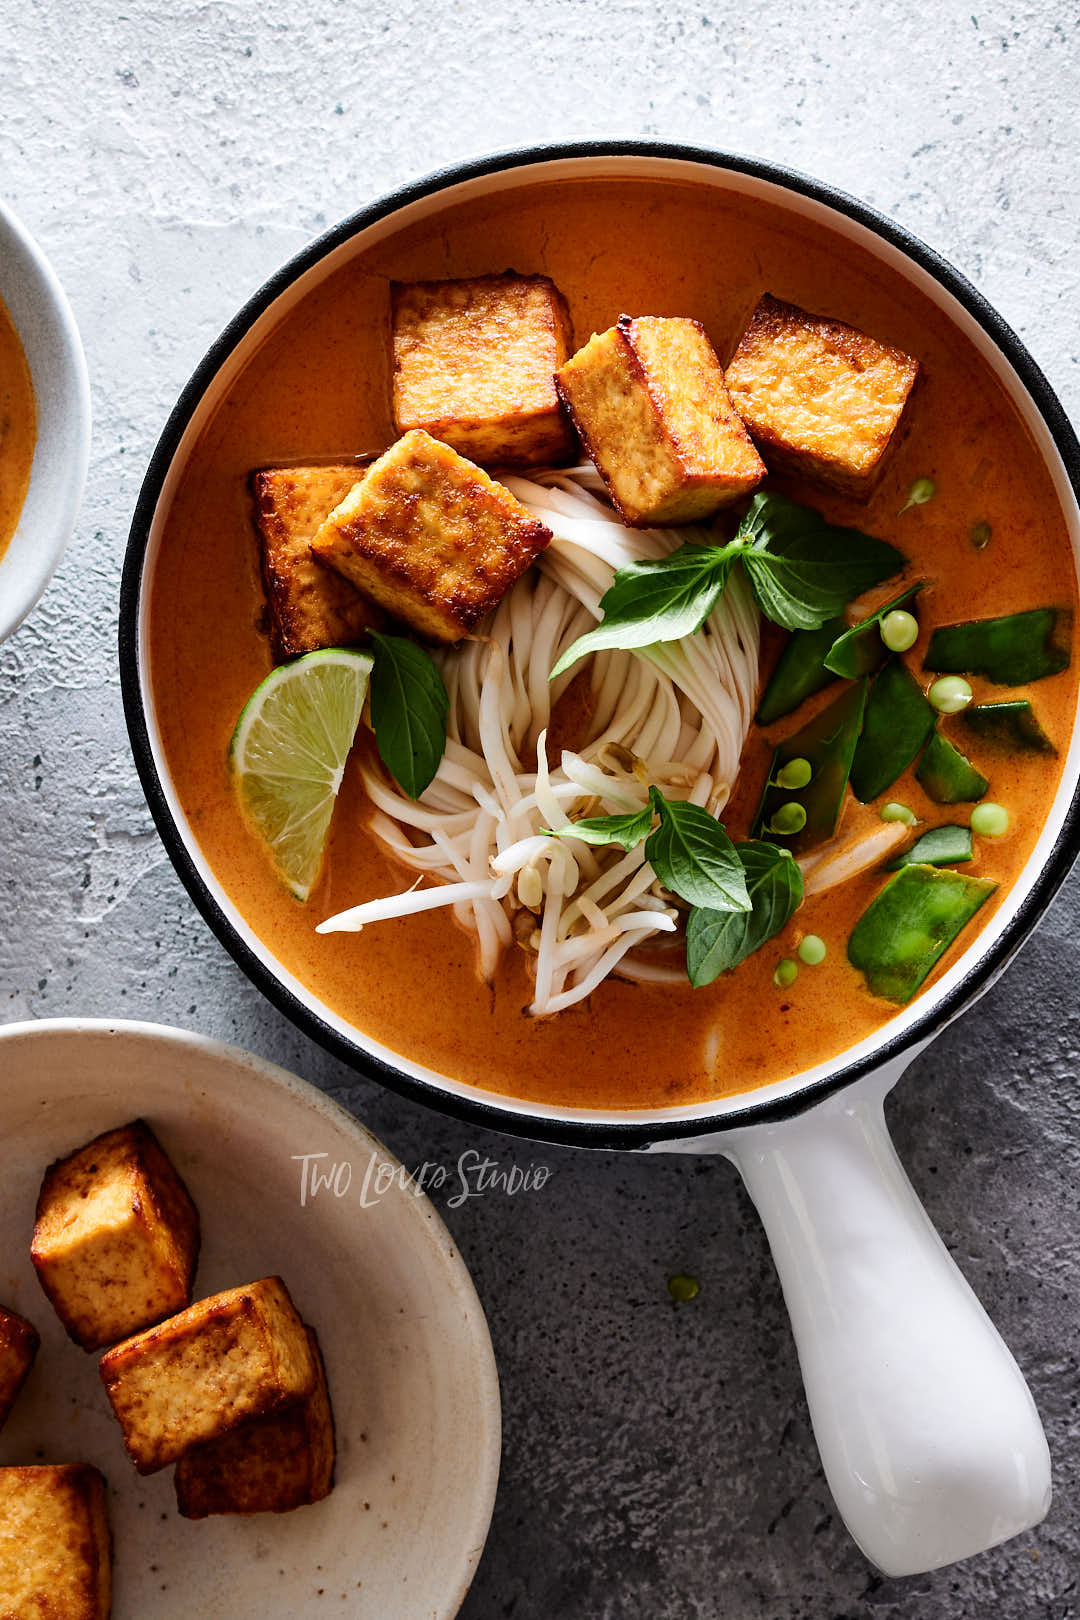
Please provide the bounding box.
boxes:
[0,1018,501,1618]
[0,199,91,642]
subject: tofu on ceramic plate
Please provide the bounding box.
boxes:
[252,463,385,660]
[555,314,766,526]
[99,1275,316,1474]
[724,293,920,496]
[311,428,552,642]
[31,1119,200,1352]
[0,1303,39,1429]
[391,272,576,467]
[0,1464,111,1620]
[174,1325,335,1517]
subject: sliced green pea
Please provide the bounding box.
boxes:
[754,680,868,854]
[775,757,813,791]
[824,583,924,680]
[971,801,1009,837]
[848,864,996,1003]
[768,802,808,836]
[898,477,936,514]
[928,676,973,714]
[667,1274,700,1302]
[886,824,973,870]
[881,802,918,826]
[850,659,937,803]
[960,701,1055,755]
[755,618,845,725]
[915,730,989,805]
[925,608,1071,686]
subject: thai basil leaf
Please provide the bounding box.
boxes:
[685,841,804,986]
[547,802,654,850]
[737,492,906,632]
[369,632,449,800]
[645,788,751,913]
[549,542,734,677]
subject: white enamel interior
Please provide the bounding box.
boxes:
[0,1018,501,1619]
[134,153,1080,1132]
[0,199,91,642]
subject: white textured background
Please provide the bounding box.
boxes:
[2,2,1079,1615]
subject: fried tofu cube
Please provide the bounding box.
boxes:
[174,1325,334,1517]
[31,1120,199,1353]
[554,315,766,526]
[724,294,920,497]
[311,429,552,642]
[0,1464,111,1620]
[0,1304,39,1429]
[253,463,385,660]
[391,272,576,468]
[99,1276,316,1474]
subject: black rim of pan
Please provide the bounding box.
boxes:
[119,139,1080,1150]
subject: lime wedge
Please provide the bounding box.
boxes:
[229,648,373,901]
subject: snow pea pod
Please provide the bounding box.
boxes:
[849,658,937,803]
[824,583,924,679]
[753,679,867,854]
[885,824,973,870]
[915,730,989,804]
[755,617,845,725]
[848,864,996,1003]
[925,607,1071,685]
[960,700,1055,755]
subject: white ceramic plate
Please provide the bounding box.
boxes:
[0,199,91,642]
[0,1019,500,1618]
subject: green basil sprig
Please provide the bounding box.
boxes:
[550,786,751,914]
[550,492,905,677]
[685,841,805,986]
[369,631,449,800]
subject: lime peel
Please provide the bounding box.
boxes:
[229,648,373,902]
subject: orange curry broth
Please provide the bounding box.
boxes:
[149,177,1077,1110]
[0,295,35,563]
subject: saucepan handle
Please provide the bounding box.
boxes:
[720,1068,1051,1577]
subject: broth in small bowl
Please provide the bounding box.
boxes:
[0,199,90,643]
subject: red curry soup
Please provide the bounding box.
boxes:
[0,295,36,564]
[148,176,1078,1110]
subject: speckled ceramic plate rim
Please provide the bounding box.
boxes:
[0,1015,502,1619]
[119,140,1080,1149]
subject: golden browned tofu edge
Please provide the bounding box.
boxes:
[725,293,921,495]
[311,430,552,642]
[252,464,386,659]
[30,1118,200,1353]
[555,316,764,525]
[0,1304,40,1428]
[0,1463,112,1620]
[98,1275,316,1474]
[174,1325,335,1518]
[389,272,578,467]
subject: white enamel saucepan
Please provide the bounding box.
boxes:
[119,144,1080,1579]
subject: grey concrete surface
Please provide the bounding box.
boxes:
[1,2,1078,1615]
